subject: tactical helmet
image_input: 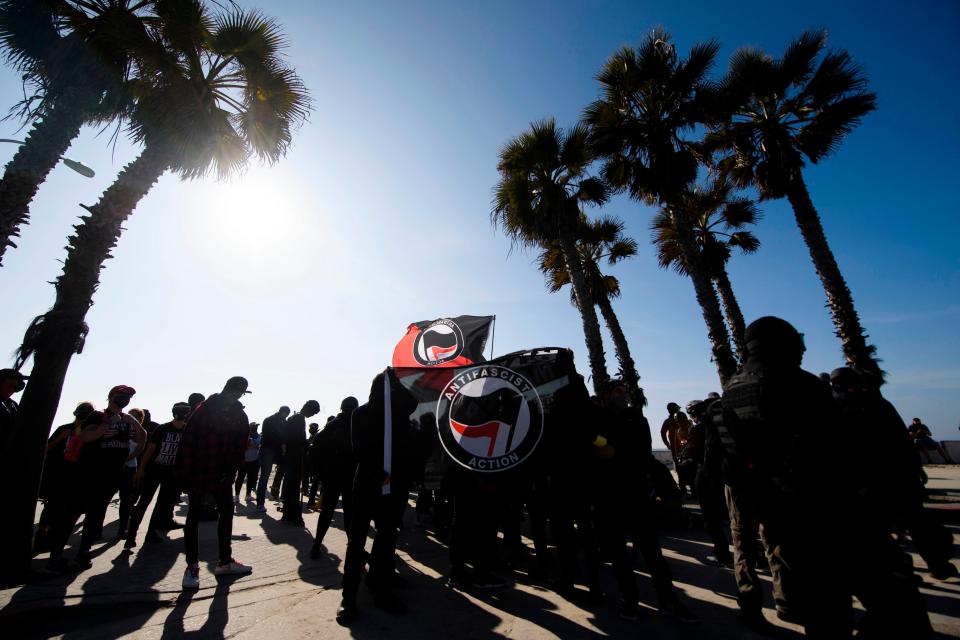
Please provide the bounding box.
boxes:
[743,316,805,362]
[686,400,707,419]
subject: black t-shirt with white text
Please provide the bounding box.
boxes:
[82,409,136,468]
[149,421,183,466]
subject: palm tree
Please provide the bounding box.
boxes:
[709,29,880,377]
[651,182,760,360]
[537,215,646,406]
[584,28,738,383]
[492,118,611,390]
[0,0,152,266]
[1,0,310,581]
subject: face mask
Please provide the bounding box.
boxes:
[113,395,132,409]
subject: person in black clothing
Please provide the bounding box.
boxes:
[280,400,320,525]
[235,422,261,501]
[675,401,703,497]
[0,368,27,453]
[591,380,697,623]
[721,316,852,637]
[124,402,190,549]
[337,370,418,624]
[306,417,333,508]
[187,393,205,412]
[256,405,290,510]
[830,367,937,638]
[311,397,359,558]
[47,384,146,571]
[34,401,95,553]
[689,399,732,568]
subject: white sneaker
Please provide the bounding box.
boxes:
[182,565,200,589]
[214,559,252,575]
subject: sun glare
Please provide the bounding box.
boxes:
[189,168,320,285]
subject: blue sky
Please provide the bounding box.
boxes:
[0,1,958,441]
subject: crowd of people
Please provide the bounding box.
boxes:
[3,314,957,637]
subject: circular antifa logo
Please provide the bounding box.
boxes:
[413,318,465,366]
[437,366,544,473]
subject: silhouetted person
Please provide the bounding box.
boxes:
[34,401,94,553]
[311,396,359,558]
[125,402,190,548]
[235,422,261,501]
[0,368,27,453]
[47,384,146,571]
[722,316,851,637]
[593,380,697,623]
[689,399,732,567]
[909,417,953,463]
[187,393,205,413]
[659,402,681,466]
[337,370,418,624]
[830,366,934,637]
[280,400,320,525]
[256,405,290,510]
[176,376,253,589]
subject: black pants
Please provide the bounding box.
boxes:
[234,460,260,496]
[308,472,321,504]
[271,452,286,496]
[118,466,137,534]
[126,467,180,541]
[593,495,642,605]
[449,484,499,578]
[49,467,122,560]
[851,515,931,638]
[696,468,731,561]
[281,452,303,520]
[549,476,599,589]
[342,485,405,603]
[184,485,234,566]
[313,474,353,549]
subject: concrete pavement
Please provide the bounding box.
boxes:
[2,467,959,639]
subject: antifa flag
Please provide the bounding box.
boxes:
[392,315,494,369]
[395,348,574,475]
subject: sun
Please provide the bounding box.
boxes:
[188,167,320,285]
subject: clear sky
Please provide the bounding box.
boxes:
[1,1,958,442]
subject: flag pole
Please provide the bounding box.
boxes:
[382,367,392,496]
[488,315,496,360]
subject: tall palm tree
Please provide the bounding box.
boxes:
[492,118,611,390]
[537,215,646,406]
[651,182,760,360]
[709,29,880,377]
[585,29,739,383]
[0,0,152,266]
[1,0,310,581]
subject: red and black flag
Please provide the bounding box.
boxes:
[395,347,577,475]
[391,315,494,369]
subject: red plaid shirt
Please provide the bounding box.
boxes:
[176,394,249,493]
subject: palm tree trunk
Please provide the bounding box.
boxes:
[596,293,645,407]
[557,228,609,391]
[672,212,738,384]
[0,145,168,582]
[713,266,747,363]
[0,103,86,266]
[786,174,881,378]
